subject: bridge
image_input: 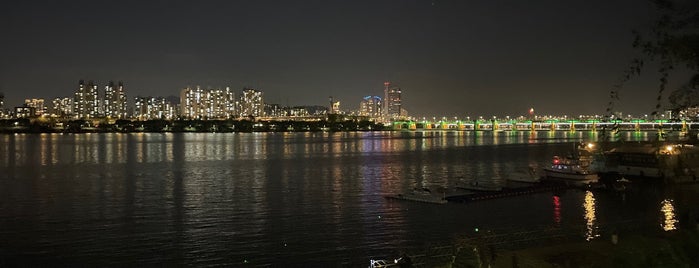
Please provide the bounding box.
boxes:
[390,119,697,132]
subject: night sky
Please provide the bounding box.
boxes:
[1,0,691,117]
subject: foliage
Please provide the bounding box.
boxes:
[610,0,699,118]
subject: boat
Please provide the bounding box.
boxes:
[385,188,447,204]
[543,146,599,186]
[611,177,630,191]
[593,141,699,183]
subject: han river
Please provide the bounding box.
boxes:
[1,131,698,266]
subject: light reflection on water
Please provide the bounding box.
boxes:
[0,131,696,265]
[583,191,599,241]
[553,195,561,226]
[660,199,678,231]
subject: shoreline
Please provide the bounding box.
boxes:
[0,118,387,133]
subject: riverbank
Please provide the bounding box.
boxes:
[487,228,699,267]
[0,118,386,133]
[416,227,699,267]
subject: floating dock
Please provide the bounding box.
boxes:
[445,184,569,203]
[385,193,448,204]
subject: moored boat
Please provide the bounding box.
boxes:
[593,141,699,183]
[543,154,599,186]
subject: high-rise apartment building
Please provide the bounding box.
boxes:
[383,81,402,119]
[360,95,382,118]
[74,80,100,119]
[134,96,176,120]
[104,81,128,119]
[239,88,264,117]
[24,98,46,116]
[52,97,73,118]
[181,86,201,119]
[180,86,235,119]
[210,87,236,119]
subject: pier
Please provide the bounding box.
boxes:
[446,184,570,203]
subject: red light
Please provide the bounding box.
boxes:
[553,195,561,224]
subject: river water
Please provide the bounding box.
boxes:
[1,131,697,266]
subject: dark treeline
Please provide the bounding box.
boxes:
[0,118,387,133]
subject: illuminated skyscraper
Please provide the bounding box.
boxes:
[180,86,235,119]
[134,96,176,120]
[239,88,264,117]
[360,95,382,118]
[104,81,128,119]
[180,86,202,119]
[74,80,100,119]
[383,81,402,119]
[209,87,236,119]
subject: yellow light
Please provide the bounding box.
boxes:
[587,143,594,149]
[666,145,673,152]
[661,199,677,231]
[583,191,599,241]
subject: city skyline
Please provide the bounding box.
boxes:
[1,1,695,117]
[3,78,402,118]
[6,79,404,120]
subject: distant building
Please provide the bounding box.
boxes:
[360,95,382,118]
[180,86,235,119]
[383,81,402,119]
[14,106,35,118]
[209,87,236,119]
[134,96,176,120]
[239,88,264,117]
[400,107,409,117]
[681,107,699,119]
[328,96,341,114]
[52,97,73,118]
[289,106,309,117]
[180,86,201,119]
[0,92,4,116]
[104,81,128,119]
[265,103,285,117]
[74,80,100,119]
[24,98,46,116]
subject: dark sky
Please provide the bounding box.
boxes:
[0,0,690,117]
